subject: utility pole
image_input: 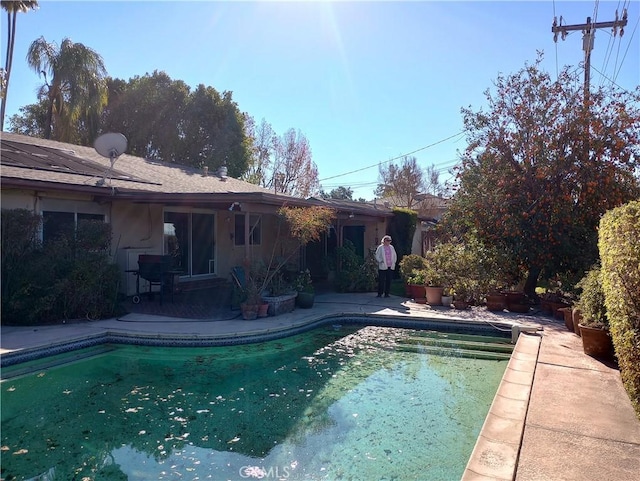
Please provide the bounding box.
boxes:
[552,9,628,104]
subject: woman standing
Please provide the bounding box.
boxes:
[374,235,397,297]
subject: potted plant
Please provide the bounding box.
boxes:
[249,205,335,316]
[295,269,315,308]
[423,251,447,306]
[239,276,262,320]
[406,270,427,300]
[575,266,614,360]
[399,254,428,298]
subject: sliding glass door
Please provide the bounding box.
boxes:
[164,209,216,277]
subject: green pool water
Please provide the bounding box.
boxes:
[0,325,511,480]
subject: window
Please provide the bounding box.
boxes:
[234,214,261,246]
[42,211,105,244]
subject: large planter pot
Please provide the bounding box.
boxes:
[486,294,507,312]
[504,291,527,312]
[296,291,315,309]
[558,307,573,332]
[579,324,614,360]
[572,308,583,337]
[425,286,444,306]
[551,302,570,320]
[263,292,297,316]
[240,303,259,320]
[258,302,269,318]
[452,299,469,310]
[408,284,426,300]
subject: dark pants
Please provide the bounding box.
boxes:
[378,268,393,296]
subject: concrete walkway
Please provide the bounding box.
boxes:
[1,292,639,480]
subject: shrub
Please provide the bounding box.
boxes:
[335,240,377,292]
[599,200,640,419]
[398,254,427,283]
[575,266,608,329]
[1,209,121,325]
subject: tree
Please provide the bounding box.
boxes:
[270,128,319,197]
[101,71,189,161]
[319,186,353,200]
[7,98,47,137]
[243,116,276,185]
[375,155,427,208]
[440,56,640,299]
[180,84,250,177]
[26,36,108,142]
[100,71,250,175]
[0,0,38,131]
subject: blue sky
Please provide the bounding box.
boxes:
[3,1,639,199]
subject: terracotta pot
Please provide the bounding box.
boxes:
[453,300,469,310]
[408,284,426,300]
[559,307,573,332]
[504,291,526,304]
[508,303,530,313]
[572,308,583,337]
[551,302,570,320]
[540,299,553,315]
[240,303,259,320]
[258,303,269,317]
[486,294,507,312]
[425,286,444,306]
[579,324,614,360]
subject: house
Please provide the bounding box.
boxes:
[1,132,393,297]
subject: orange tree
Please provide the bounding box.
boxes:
[440,56,640,299]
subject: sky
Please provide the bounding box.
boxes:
[2,0,639,200]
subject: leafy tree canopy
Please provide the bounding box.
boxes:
[319,186,353,200]
[439,55,640,298]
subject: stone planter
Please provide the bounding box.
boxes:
[425,286,444,306]
[263,292,297,316]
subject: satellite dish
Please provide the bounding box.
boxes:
[94,132,127,161]
[94,133,127,186]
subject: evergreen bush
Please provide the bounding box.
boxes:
[599,200,640,419]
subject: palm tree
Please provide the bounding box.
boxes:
[0,0,39,131]
[26,36,107,141]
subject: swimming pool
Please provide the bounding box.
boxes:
[1,324,512,480]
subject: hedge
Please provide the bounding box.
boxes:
[599,200,640,419]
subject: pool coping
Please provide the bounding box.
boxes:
[462,332,541,481]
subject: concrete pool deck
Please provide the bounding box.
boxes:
[1,292,639,480]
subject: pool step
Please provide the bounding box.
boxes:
[393,343,512,361]
[403,335,514,354]
[1,344,117,381]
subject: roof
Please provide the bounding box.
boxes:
[1,133,394,217]
[0,132,276,197]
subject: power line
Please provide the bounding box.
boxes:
[318,131,465,183]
